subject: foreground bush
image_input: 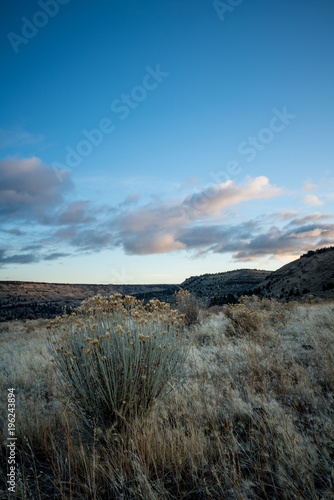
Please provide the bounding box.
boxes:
[48,294,187,430]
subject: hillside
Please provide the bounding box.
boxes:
[259,247,334,300]
[179,247,334,304]
[0,282,176,321]
[180,269,270,300]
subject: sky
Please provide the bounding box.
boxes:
[0,0,334,284]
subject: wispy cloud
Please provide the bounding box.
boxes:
[119,194,139,207]
[0,228,25,236]
[0,249,38,265]
[303,194,323,206]
[0,128,43,149]
[288,212,333,226]
[271,210,299,221]
[0,248,70,267]
[43,252,70,261]
[179,177,199,191]
[301,182,317,193]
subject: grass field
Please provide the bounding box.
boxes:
[0,296,333,499]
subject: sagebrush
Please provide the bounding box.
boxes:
[48,294,188,430]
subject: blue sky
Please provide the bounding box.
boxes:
[1,0,334,284]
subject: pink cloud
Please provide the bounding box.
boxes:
[302,182,317,193]
[303,195,323,206]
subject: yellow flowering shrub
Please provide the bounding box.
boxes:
[48,294,187,430]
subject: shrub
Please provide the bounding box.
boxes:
[174,289,201,326]
[209,294,238,307]
[48,294,188,431]
[223,295,291,336]
[223,297,262,336]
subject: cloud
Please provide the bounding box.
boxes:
[53,227,77,240]
[119,194,139,207]
[176,222,258,252]
[0,157,72,221]
[183,176,282,216]
[288,212,333,226]
[179,177,199,190]
[57,201,94,225]
[8,218,334,266]
[0,249,38,265]
[2,166,333,267]
[0,128,43,149]
[39,176,281,258]
[119,176,280,231]
[43,252,69,261]
[303,195,323,206]
[114,176,282,255]
[222,223,334,261]
[302,182,317,193]
[121,231,185,255]
[0,228,24,236]
[176,225,229,249]
[119,216,334,262]
[272,210,299,221]
[0,248,70,266]
[70,229,114,251]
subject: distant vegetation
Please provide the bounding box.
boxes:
[301,246,334,258]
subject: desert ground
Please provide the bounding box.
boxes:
[0,295,333,499]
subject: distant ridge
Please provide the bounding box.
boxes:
[258,246,334,300]
[181,247,334,304]
[0,282,177,321]
[1,247,334,320]
[180,269,270,299]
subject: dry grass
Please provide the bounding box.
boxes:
[0,298,333,499]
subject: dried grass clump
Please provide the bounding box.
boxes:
[222,295,293,338]
[48,294,188,430]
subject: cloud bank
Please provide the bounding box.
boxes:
[1,158,334,266]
